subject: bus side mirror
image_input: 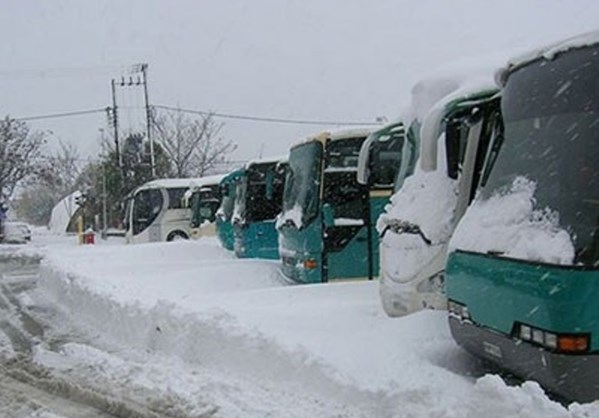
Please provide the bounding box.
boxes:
[357,135,373,185]
[322,203,335,228]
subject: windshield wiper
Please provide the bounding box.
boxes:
[380,220,432,245]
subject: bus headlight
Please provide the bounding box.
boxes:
[516,323,589,353]
[448,300,471,322]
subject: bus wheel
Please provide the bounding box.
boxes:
[167,231,188,241]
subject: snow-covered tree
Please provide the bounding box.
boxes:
[0,116,46,202]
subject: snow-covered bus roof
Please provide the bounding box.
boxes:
[184,175,228,200]
[245,154,288,168]
[189,174,226,188]
[419,82,499,172]
[134,177,210,194]
[402,50,517,126]
[496,30,599,86]
[293,127,374,148]
[420,80,499,171]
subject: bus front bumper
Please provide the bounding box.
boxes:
[449,316,599,403]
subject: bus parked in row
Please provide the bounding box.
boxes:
[373,76,500,316]
[278,128,397,283]
[187,175,225,239]
[125,178,202,244]
[232,157,287,259]
[446,32,599,403]
[215,168,244,251]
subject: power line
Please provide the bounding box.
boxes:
[153,104,381,127]
[15,108,108,122]
[11,104,383,127]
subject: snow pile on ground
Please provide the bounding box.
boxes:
[22,236,597,417]
[450,176,575,265]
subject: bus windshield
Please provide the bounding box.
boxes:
[283,142,322,226]
[483,45,599,267]
[236,162,284,223]
[218,183,236,221]
[191,186,220,227]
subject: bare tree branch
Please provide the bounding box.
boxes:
[152,109,236,177]
[0,116,46,202]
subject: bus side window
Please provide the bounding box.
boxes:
[168,188,187,209]
[445,113,471,180]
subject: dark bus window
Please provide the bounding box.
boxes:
[324,137,368,220]
[323,171,367,220]
[167,187,187,209]
[244,162,286,222]
[368,124,405,189]
[132,189,163,235]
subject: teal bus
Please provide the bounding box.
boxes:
[446,33,599,402]
[278,128,407,283]
[215,168,243,250]
[232,157,287,259]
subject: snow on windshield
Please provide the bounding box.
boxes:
[450,176,575,265]
[275,203,303,229]
[378,134,458,283]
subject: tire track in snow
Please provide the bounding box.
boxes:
[0,255,218,418]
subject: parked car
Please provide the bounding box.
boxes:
[3,221,31,244]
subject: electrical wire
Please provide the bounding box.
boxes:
[15,108,107,122]
[153,104,381,126]
[12,104,382,127]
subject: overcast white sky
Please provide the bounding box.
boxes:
[1,0,598,165]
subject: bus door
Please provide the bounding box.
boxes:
[321,137,370,281]
[356,122,412,280]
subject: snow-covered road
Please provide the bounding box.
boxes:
[0,253,211,418]
[0,230,597,417]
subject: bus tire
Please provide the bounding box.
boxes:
[167,231,188,241]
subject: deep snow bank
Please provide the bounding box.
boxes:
[33,238,599,417]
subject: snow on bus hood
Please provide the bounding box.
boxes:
[449,177,575,265]
[378,166,458,283]
[276,203,303,230]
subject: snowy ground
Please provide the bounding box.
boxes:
[0,228,597,417]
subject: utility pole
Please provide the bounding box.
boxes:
[118,63,155,178]
[139,64,156,178]
[110,79,121,169]
[102,164,108,240]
